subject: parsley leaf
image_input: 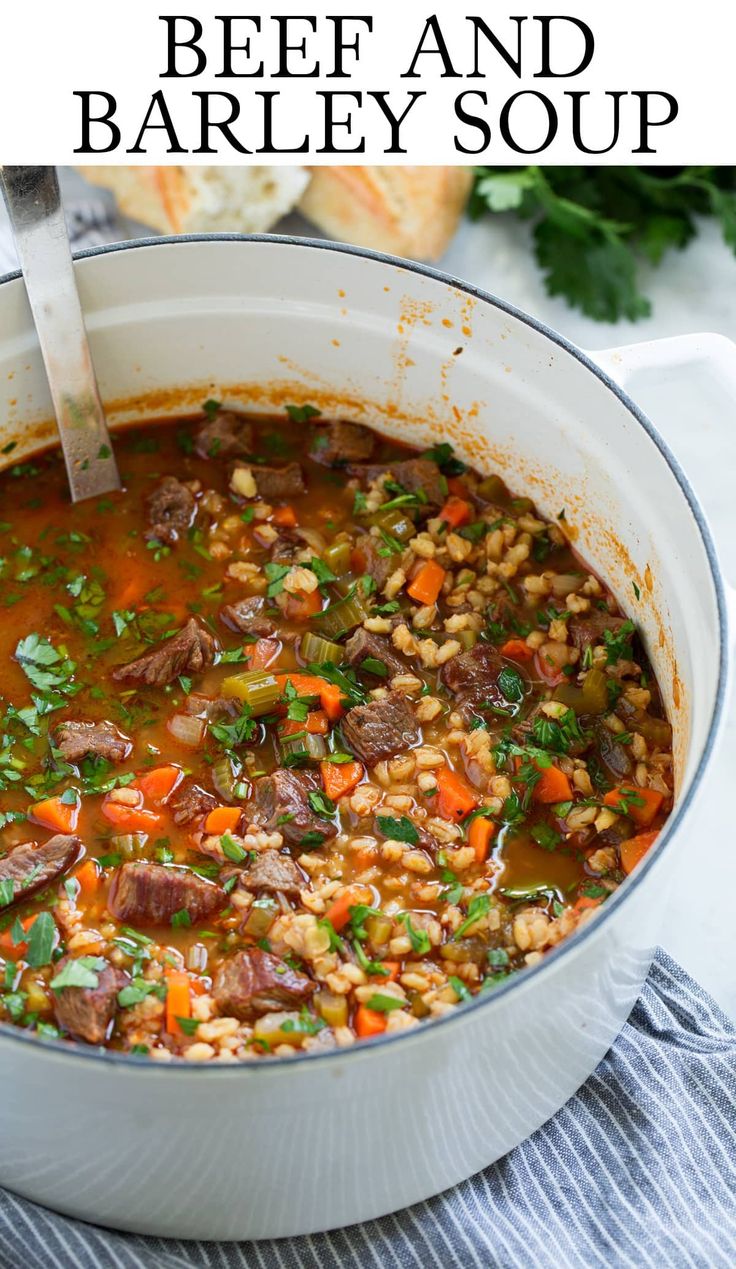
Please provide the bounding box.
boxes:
[285,404,321,423]
[471,167,736,323]
[50,955,106,991]
[376,815,418,845]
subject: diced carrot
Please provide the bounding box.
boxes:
[324,887,362,933]
[0,915,34,958]
[280,710,329,738]
[434,767,479,822]
[355,1004,388,1039]
[407,559,446,606]
[115,578,144,608]
[317,681,345,721]
[275,673,346,721]
[271,505,298,528]
[603,786,664,828]
[468,815,497,864]
[534,649,567,687]
[371,961,400,983]
[74,860,100,897]
[532,764,573,805]
[284,588,323,621]
[30,795,79,834]
[134,765,182,806]
[439,496,472,529]
[165,970,191,1036]
[247,638,280,670]
[574,895,603,913]
[100,801,163,833]
[204,806,242,835]
[320,759,364,801]
[619,830,659,875]
[275,672,322,698]
[500,638,534,662]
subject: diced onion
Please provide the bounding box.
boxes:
[550,573,584,597]
[167,713,206,747]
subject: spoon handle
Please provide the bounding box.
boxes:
[0,166,120,502]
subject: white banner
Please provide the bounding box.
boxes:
[2,0,734,164]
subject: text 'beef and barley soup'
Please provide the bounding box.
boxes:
[0,405,673,1059]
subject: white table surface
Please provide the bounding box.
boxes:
[3,176,735,1017]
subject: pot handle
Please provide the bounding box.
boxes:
[589,332,736,641]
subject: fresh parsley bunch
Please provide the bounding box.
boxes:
[470,166,736,322]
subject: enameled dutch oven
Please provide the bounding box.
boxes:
[0,236,732,1240]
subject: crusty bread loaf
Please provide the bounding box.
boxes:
[76,165,310,235]
[76,164,472,259]
[299,166,473,260]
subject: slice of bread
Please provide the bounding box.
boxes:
[299,166,473,260]
[76,165,310,234]
[76,164,472,260]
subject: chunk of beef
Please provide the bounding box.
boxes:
[108,862,226,926]
[145,476,195,546]
[212,948,315,1020]
[350,534,395,591]
[594,720,634,779]
[310,420,374,466]
[241,849,305,896]
[269,531,303,563]
[341,691,419,766]
[231,462,305,501]
[195,410,253,460]
[52,720,131,765]
[441,643,507,721]
[343,627,408,679]
[253,768,337,848]
[170,780,218,827]
[0,835,81,911]
[112,618,217,687]
[347,458,446,513]
[219,597,272,639]
[219,595,276,638]
[568,611,628,656]
[52,958,128,1046]
[598,817,634,850]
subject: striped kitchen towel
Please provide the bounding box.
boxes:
[0,948,734,1269]
[0,174,128,278]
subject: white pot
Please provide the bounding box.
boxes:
[0,236,732,1241]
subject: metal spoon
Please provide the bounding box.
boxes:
[0,165,120,502]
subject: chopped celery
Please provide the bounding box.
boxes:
[280,731,328,766]
[554,667,608,715]
[212,754,239,801]
[110,833,148,858]
[322,540,352,576]
[477,474,508,503]
[222,670,280,715]
[243,898,278,940]
[315,586,370,638]
[366,506,415,542]
[315,990,348,1028]
[365,914,392,948]
[300,631,344,665]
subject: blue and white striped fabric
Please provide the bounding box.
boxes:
[0,182,123,278]
[1,949,734,1268]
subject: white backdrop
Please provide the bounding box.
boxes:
[1,0,735,163]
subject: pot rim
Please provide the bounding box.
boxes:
[0,231,728,1073]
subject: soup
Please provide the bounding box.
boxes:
[0,405,673,1059]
